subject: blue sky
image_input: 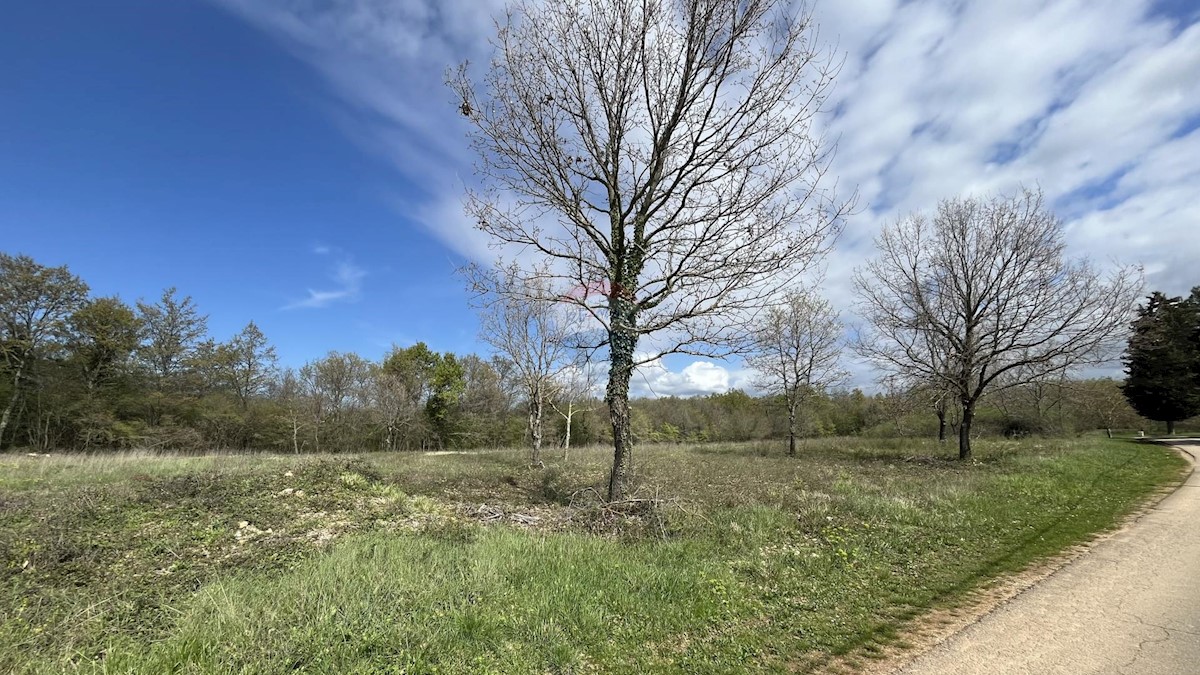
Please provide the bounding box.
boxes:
[0,0,479,367]
[2,0,1198,395]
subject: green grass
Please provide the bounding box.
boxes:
[0,437,1186,673]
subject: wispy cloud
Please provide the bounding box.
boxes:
[216,0,1200,390]
[208,0,504,260]
[284,249,367,310]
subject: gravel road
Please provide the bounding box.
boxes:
[894,441,1200,675]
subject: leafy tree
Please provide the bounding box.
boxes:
[375,343,440,451]
[69,296,142,394]
[452,0,849,498]
[1122,290,1200,434]
[136,287,208,388]
[0,253,89,446]
[217,321,278,411]
[381,343,438,405]
[426,353,467,449]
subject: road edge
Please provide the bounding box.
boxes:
[833,439,1196,675]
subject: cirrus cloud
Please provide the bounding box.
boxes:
[214,0,1200,392]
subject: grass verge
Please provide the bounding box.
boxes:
[0,437,1185,673]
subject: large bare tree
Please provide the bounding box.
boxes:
[452,0,848,498]
[854,189,1142,460]
[746,290,846,456]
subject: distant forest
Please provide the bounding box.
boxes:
[0,253,1173,454]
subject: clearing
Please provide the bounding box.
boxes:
[0,437,1185,673]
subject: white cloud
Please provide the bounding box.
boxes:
[215,0,1200,391]
[284,251,367,310]
[630,358,756,398]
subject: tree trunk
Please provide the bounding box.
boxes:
[958,400,975,460]
[1168,419,1176,435]
[606,304,637,501]
[529,396,543,466]
[1105,427,1113,439]
[563,404,572,461]
[0,362,24,449]
[787,403,798,457]
[936,408,947,442]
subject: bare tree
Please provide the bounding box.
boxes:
[452,0,848,498]
[854,189,1142,460]
[276,368,309,453]
[300,351,373,452]
[746,291,846,456]
[467,264,577,466]
[919,380,955,443]
[458,354,519,447]
[1070,378,1142,438]
[371,371,424,452]
[549,359,600,460]
[991,358,1072,434]
[877,320,956,442]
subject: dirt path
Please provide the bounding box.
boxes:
[893,441,1200,675]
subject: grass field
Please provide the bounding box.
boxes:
[0,437,1186,673]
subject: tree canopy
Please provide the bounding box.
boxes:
[1122,290,1200,434]
[452,0,850,497]
[855,189,1141,459]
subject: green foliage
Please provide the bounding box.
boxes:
[381,342,439,400]
[135,286,208,387]
[1122,290,1200,428]
[650,422,682,443]
[426,352,467,448]
[216,321,279,412]
[69,296,141,392]
[0,253,90,447]
[0,252,1181,453]
[0,253,90,354]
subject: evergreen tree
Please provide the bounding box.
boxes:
[1122,290,1200,434]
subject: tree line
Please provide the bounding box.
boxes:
[0,252,527,453]
[3,250,1167,454]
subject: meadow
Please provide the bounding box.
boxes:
[0,437,1186,674]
